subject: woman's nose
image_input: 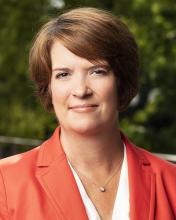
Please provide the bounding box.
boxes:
[72,79,93,99]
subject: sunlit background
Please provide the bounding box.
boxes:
[0,0,176,158]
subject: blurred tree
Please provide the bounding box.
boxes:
[0,0,57,139]
[0,0,175,154]
[117,0,176,154]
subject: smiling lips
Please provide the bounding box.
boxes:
[69,104,98,113]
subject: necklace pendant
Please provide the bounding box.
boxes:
[99,186,106,192]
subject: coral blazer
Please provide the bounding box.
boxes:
[0,127,176,220]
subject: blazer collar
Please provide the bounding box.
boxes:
[36,127,89,220]
[36,127,64,167]
[122,134,156,220]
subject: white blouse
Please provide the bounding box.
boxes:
[68,145,130,220]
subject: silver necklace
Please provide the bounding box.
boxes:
[70,156,123,192]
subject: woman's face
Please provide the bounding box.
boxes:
[50,40,119,134]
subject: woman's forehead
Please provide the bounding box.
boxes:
[51,40,110,69]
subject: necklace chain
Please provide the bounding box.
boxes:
[69,156,124,192]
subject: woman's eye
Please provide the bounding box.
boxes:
[55,72,70,79]
[92,69,108,75]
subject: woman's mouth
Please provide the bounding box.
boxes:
[68,104,98,113]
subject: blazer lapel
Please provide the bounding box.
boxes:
[35,127,156,220]
[123,135,156,220]
[35,127,89,220]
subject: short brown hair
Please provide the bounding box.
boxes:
[29,7,139,112]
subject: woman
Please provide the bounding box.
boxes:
[0,7,175,220]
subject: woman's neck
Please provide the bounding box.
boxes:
[60,125,124,175]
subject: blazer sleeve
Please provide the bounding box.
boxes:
[0,169,9,220]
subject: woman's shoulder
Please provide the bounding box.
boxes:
[123,134,176,173]
[0,146,40,173]
[133,144,176,176]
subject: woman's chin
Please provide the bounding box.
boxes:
[68,122,102,135]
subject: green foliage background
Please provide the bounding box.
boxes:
[0,0,176,154]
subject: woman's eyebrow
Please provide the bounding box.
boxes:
[87,64,110,71]
[52,64,110,72]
